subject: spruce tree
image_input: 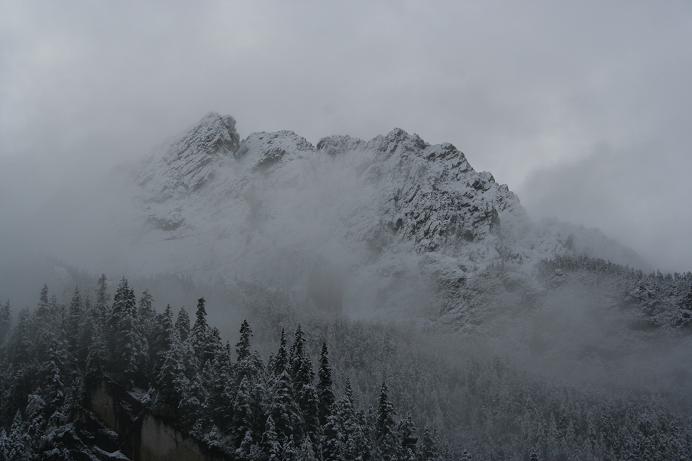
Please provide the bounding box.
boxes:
[322,414,342,461]
[270,370,302,443]
[94,274,109,321]
[108,278,148,384]
[0,301,11,343]
[151,304,175,370]
[156,330,188,409]
[262,415,281,460]
[67,287,82,355]
[138,290,156,347]
[8,308,32,367]
[175,307,191,342]
[206,343,234,429]
[191,297,218,366]
[299,435,319,461]
[419,426,439,461]
[273,329,288,376]
[338,379,366,460]
[76,296,95,368]
[39,284,49,308]
[5,411,31,460]
[236,430,255,460]
[236,319,252,362]
[40,335,67,412]
[233,376,255,446]
[317,342,335,426]
[398,414,418,459]
[376,380,399,461]
[138,290,154,320]
[84,322,108,389]
[288,325,306,379]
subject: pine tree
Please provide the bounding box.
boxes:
[156,330,188,409]
[67,287,82,355]
[39,284,49,308]
[236,430,255,460]
[0,301,11,343]
[322,413,342,461]
[191,297,217,366]
[286,325,319,438]
[206,344,234,429]
[338,379,367,460]
[180,369,206,429]
[95,274,109,321]
[263,415,281,460]
[236,319,252,362]
[175,307,191,342]
[233,376,255,446]
[317,342,335,426]
[5,411,31,460]
[108,278,148,385]
[419,426,439,461]
[76,295,95,368]
[138,290,154,320]
[299,435,319,461]
[8,308,32,366]
[273,329,288,376]
[270,370,302,443]
[40,334,68,419]
[376,380,399,461]
[138,290,156,348]
[288,325,306,379]
[84,322,108,389]
[151,304,174,371]
[398,414,418,459]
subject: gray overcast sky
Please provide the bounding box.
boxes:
[1,0,692,271]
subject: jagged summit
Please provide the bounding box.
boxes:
[236,130,314,169]
[316,134,365,155]
[138,113,239,200]
[368,127,429,155]
[169,111,240,159]
[134,113,648,323]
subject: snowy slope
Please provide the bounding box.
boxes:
[133,113,650,323]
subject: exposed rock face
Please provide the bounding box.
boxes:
[89,381,226,461]
[361,129,521,252]
[236,130,314,170]
[134,113,648,325]
[138,112,240,201]
[316,134,365,155]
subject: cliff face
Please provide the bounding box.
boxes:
[88,381,225,461]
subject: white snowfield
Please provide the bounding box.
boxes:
[134,113,648,324]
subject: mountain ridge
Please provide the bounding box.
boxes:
[133,113,650,325]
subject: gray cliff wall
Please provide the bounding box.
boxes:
[88,381,226,461]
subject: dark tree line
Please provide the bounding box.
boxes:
[0,278,445,460]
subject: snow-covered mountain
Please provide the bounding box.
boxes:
[134,112,651,325]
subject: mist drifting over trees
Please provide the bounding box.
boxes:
[3,2,692,460]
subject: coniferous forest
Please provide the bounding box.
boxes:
[0,277,446,460]
[1,275,692,460]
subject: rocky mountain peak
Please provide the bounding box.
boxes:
[368,128,428,155]
[316,135,366,155]
[166,112,240,161]
[236,130,314,169]
[139,113,239,200]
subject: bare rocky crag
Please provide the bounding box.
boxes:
[89,381,226,461]
[133,113,648,326]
